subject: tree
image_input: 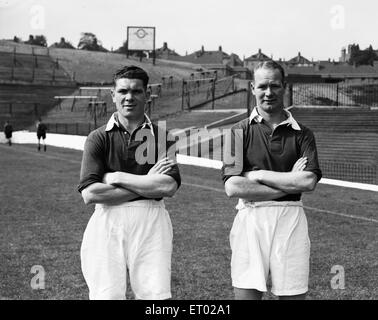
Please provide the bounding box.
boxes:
[50,37,75,49]
[24,34,47,47]
[114,40,147,59]
[349,44,377,66]
[77,32,108,52]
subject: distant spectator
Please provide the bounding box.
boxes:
[4,121,13,146]
[36,118,47,151]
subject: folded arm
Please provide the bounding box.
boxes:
[244,157,318,193]
[104,158,178,199]
[81,182,140,205]
[256,170,318,193]
[224,176,287,201]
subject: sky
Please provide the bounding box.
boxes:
[0,0,376,61]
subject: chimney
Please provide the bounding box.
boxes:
[60,37,65,43]
[298,52,301,57]
[201,45,204,53]
[163,42,168,50]
[258,48,261,54]
[219,45,222,52]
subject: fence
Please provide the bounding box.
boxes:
[320,160,377,184]
[181,75,240,110]
[0,45,72,83]
[292,82,378,107]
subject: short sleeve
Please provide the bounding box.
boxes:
[77,130,106,193]
[156,128,182,189]
[298,127,322,182]
[221,123,245,183]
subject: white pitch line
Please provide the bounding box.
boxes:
[178,156,378,193]
[303,206,378,224]
[181,182,378,224]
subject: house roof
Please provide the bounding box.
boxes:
[180,47,230,64]
[245,49,270,61]
[155,43,180,56]
[287,52,312,65]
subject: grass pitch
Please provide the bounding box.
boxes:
[0,143,377,300]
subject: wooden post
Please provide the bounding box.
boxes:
[211,79,216,110]
[152,26,156,66]
[71,97,76,112]
[336,83,339,107]
[13,46,16,67]
[93,102,97,129]
[181,80,186,111]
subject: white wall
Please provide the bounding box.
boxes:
[0,130,87,150]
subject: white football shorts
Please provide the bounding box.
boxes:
[230,200,310,296]
[81,199,173,300]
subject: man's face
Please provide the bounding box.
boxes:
[111,78,147,121]
[252,68,285,114]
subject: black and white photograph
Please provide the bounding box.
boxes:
[0,0,377,306]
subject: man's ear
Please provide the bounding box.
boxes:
[145,87,151,99]
[110,88,115,102]
[250,81,255,94]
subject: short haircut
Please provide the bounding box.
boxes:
[252,60,285,83]
[113,65,149,88]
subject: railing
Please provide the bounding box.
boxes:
[291,82,378,107]
[320,160,377,184]
[0,45,74,83]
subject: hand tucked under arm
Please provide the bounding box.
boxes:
[103,158,178,198]
[81,182,140,205]
[255,170,317,193]
[224,176,287,201]
[243,157,317,193]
